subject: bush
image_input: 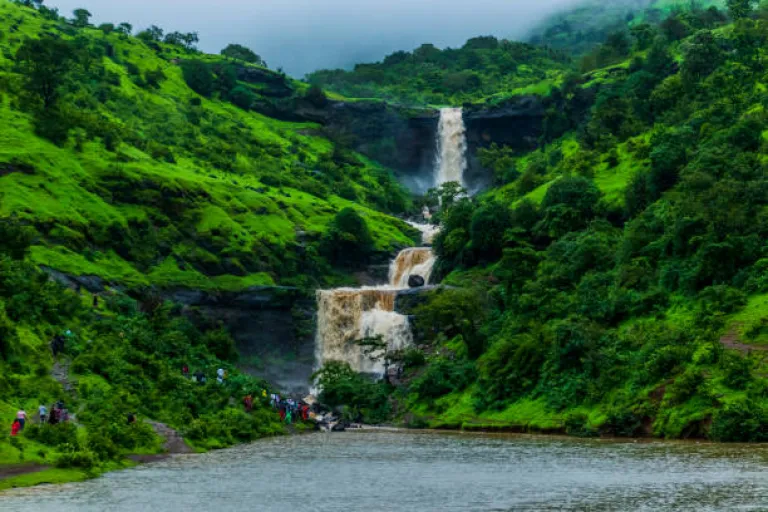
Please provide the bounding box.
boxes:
[55,444,98,470]
[410,358,475,400]
[564,412,599,437]
[182,60,214,97]
[24,422,78,447]
[601,409,644,437]
[319,208,374,267]
[710,399,768,442]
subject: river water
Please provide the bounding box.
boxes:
[1,431,768,511]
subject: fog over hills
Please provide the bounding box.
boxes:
[47,0,594,76]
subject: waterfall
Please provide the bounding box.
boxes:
[389,248,435,288]
[314,230,436,379]
[434,107,468,189]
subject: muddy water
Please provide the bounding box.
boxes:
[1,431,768,511]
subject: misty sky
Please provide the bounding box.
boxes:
[47,0,583,77]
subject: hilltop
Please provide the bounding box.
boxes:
[0,0,417,294]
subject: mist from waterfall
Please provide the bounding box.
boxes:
[434,107,468,189]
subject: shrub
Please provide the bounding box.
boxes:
[410,357,475,400]
[710,399,768,442]
[564,412,599,437]
[319,208,374,267]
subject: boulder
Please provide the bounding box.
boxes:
[408,275,426,288]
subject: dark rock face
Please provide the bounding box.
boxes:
[463,96,546,191]
[235,66,294,98]
[250,96,440,194]
[169,286,316,396]
[394,286,443,315]
[321,102,439,193]
[43,267,107,293]
[408,275,426,288]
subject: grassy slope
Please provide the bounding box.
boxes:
[0,0,415,292]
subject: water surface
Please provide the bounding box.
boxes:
[1,431,767,511]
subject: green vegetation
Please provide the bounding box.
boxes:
[312,1,768,443]
[0,217,285,490]
[0,0,415,293]
[307,36,572,106]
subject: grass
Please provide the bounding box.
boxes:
[0,0,415,292]
[417,389,565,432]
[726,293,768,345]
[0,468,91,492]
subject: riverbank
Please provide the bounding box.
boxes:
[3,431,767,511]
[0,418,318,493]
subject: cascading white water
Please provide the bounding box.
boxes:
[314,229,436,379]
[434,107,468,189]
[313,108,466,384]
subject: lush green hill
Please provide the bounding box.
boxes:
[307,37,573,106]
[528,0,724,56]
[0,0,416,489]
[0,0,416,293]
[318,1,768,442]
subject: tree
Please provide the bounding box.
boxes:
[98,23,115,34]
[14,35,76,110]
[630,23,657,50]
[228,85,256,110]
[320,208,375,267]
[220,43,265,66]
[71,8,91,27]
[304,84,327,107]
[181,60,214,97]
[727,0,757,19]
[137,25,164,43]
[681,30,724,86]
[116,22,133,35]
[535,176,602,239]
[470,201,511,263]
[0,217,34,260]
[165,31,199,50]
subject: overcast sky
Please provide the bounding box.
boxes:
[47,0,584,77]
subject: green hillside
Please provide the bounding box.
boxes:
[0,0,415,489]
[307,37,573,106]
[0,0,415,293]
[316,1,768,442]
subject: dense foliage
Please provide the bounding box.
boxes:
[0,0,415,294]
[307,37,571,105]
[0,217,283,479]
[355,0,768,441]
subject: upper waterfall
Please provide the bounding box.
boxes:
[434,107,468,189]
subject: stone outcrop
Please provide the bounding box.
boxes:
[463,96,546,190]
[170,286,316,395]
[234,65,294,98]
[408,275,426,288]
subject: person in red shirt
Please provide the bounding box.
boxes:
[10,420,20,437]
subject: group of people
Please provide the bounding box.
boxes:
[9,402,69,436]
[269,394,310,424]
[182,365,228,385]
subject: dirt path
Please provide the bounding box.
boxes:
[145,421,194,454]
[51,359,76,395]
[0,464,50,480]
[720,324,768,353]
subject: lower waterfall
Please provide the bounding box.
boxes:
[314,229,436,378]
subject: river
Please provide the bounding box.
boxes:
[1,431,768,511]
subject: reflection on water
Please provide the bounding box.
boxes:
[1,431,768,511]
